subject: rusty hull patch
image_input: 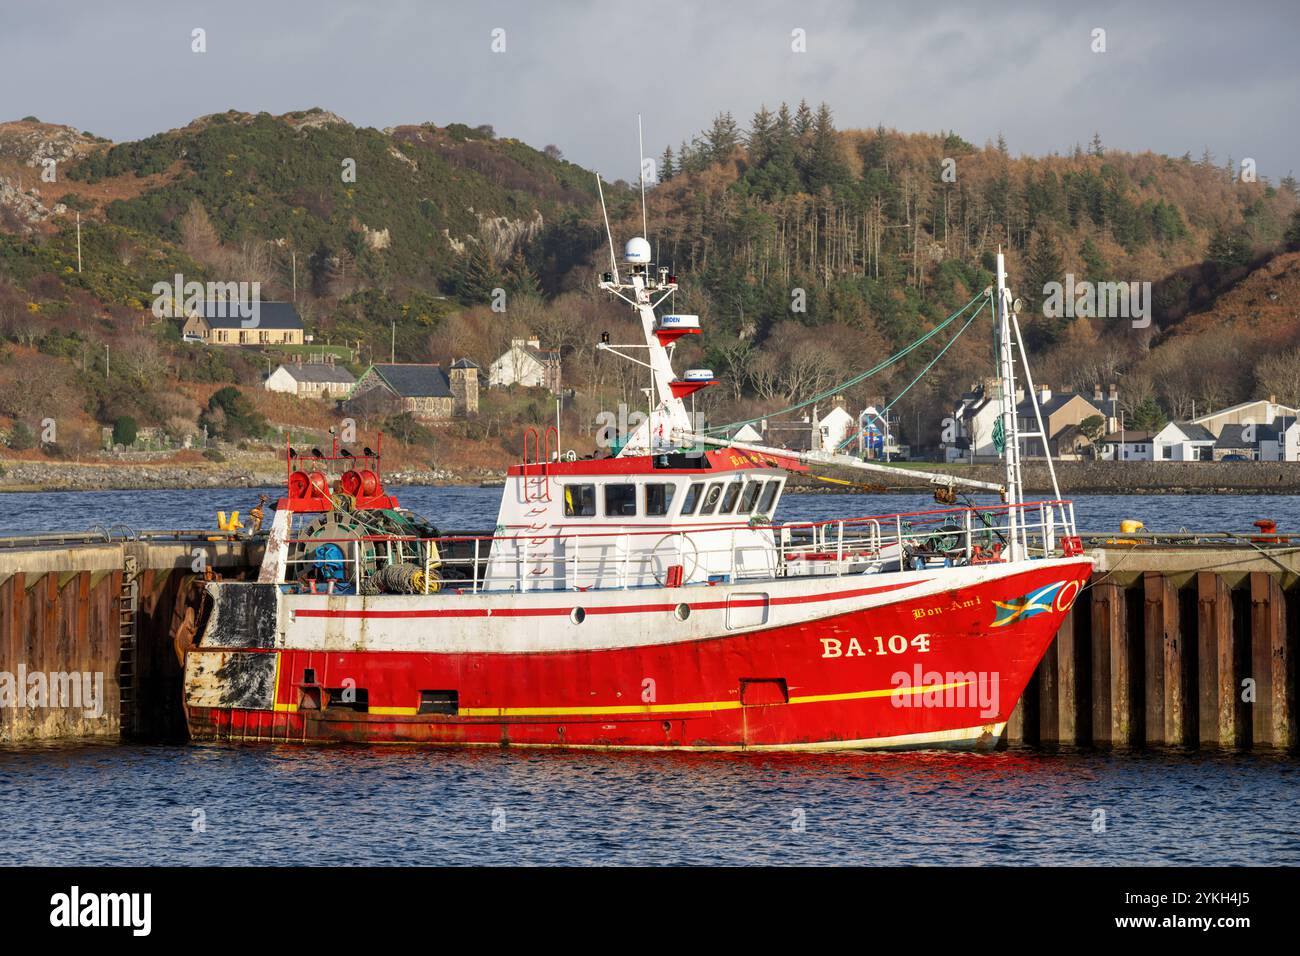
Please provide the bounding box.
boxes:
[202,582,278,648]
[185,651,276,709]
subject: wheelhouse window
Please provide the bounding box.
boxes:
[679,482,704,515]
[719,481,742,514]
[757,480,781,515]
[699,482,724,515]
[563,484,597,517]
[739,480,763,513]
[604,483,638,517]
[645,482,676,517]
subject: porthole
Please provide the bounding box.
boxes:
[674,603,691,621]
[571,606,586,624]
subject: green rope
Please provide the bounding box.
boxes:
[837,294,991,453]
[705,291,986,435]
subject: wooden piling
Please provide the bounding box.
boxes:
[1091,580,1124,746]
[1249,572,1294,748]
[1143,572,1188,745]
[1054,602,1085,745]
[1037,635,1060,745]
[1196,572,1241,748]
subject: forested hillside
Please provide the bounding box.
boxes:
[0,103,1297,470]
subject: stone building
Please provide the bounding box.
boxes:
[344,362,479,421]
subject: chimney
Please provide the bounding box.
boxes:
[1093,384,1103,402]
[1038,384,1052,404]
[1270,394,1277,405]
[527,337,540,349]
[1108,384,1118,403]
[832,394,846,409]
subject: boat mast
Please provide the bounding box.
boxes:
[594,124,695,455]
[995,250,1024,560]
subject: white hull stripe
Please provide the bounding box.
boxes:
[292,578,925,620]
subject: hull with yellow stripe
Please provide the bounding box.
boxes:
[184,556,1090,750]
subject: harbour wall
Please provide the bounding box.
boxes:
[1007,546,1297,749]
[0,536,261,743]
[0,536,1295,750]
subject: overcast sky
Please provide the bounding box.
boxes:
[2,0,1296,182]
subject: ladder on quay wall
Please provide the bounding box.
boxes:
[118,556,139,738]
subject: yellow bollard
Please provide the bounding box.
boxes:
[1107,519,1144,545]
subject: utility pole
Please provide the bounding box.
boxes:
[390,321,395,363]
[291,250,297,303]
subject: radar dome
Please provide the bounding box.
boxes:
[624,237,652,264]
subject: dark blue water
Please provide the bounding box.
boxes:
[0,743,1295,865]
[2,486,1298,866]
[3,485,1300,537]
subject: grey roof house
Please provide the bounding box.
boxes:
[344,362,479,420]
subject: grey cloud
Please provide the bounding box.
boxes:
[0,0,1295,180]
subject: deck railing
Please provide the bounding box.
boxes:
[278,498,1080,595]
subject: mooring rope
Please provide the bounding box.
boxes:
[836,294,991,453]
[704,291,987,435]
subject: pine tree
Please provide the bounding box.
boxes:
[801,103,847,191]
[505,252,542,298]
[658,145,675,182]
[1025,231,1065,346]
[1285,208,1300,252]
[774,104,795,155]
[1088,132,1104,157]
[706,112,739,162]
[744,102,800,198]
[996,132,1008,156]
[793,99,813,139]
[1207,224,1250,270]
[1079,236,1106,279]
[453,244,503,304]
[746,106,775,166]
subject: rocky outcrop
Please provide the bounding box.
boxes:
[0,176,66,231]
[0,120,100,167]
[475,209,544,260]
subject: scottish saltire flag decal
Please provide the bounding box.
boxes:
[991,581,1066,628]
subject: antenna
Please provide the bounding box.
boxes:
[637,114,648,239]
[595,174,619,284]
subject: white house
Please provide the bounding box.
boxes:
[1192,397,1299,436]
[1153,422,1216,461]
[265,362,356,399]
[1097,430,1155,461]
[814,402,856,454]
[1258,417,1300,461]
[728,423,764,443]
[945,379,1015,463]
[489,337,561,392]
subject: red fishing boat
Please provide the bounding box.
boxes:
[182,214,1091,749]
